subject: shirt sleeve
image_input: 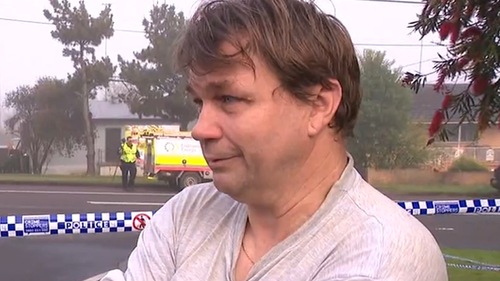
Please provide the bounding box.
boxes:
[100,203,177,281]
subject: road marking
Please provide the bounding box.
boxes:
[87,201,164,206]
[0,189,176,196]
[435,227,454,231]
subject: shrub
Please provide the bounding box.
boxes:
[448,156,489,172]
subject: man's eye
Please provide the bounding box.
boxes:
[220,95,239,103]
[192,98,202,105]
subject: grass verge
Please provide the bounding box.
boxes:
[443,248,500,281]
[0,174,497,196]
[378,184,498,196]
[0,173,164,186]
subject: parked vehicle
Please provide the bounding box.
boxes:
[124,125,212,190]
[142,133,213,189]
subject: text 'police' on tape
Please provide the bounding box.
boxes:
[65,221,116,229]
[473,206,500,213]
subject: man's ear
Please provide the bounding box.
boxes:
[307,79,342,137]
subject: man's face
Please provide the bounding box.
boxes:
[126,138,133,146]
[188,44,321,203]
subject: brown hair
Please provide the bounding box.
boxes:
[174,0,361,137]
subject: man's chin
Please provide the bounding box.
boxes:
[212,175,245,200]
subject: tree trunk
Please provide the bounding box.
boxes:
[80,57,96,175]
[31,152,41,174]
[38,138,55,174]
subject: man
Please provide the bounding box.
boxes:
[102,0,448,280]
[118,136,140,190]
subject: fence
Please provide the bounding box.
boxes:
[427,146,500,170]
[368,169,493,186]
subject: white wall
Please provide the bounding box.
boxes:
[44,124,119,175]
[43,120,181,175]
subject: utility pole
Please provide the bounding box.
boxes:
[418,40,424,73]
[102,2,112,100]
[102,2,112,57]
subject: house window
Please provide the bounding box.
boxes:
[459,123,478,142]
[105,128,122,163]
[442,123,478,142]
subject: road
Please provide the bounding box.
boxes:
[0,185,175,281]
[0,185,499,281]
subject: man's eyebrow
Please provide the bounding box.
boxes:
[208,79,232,92]
[186,79,233,96]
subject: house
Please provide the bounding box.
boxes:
[45,100,180,175]
[411,83,500,167]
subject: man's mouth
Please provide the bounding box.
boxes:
[206,156,237,165]
[210,157,230,163]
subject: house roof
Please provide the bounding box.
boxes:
[410,83,486,123]
[92,89,495,124]
[90,100,161,120]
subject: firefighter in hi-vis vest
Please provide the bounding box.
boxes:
[118,136,141,190]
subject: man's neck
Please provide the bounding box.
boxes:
[245,143,349,248]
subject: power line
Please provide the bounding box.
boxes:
[0,16,444,48]
[401,57,437,68]
[0,16,142,34]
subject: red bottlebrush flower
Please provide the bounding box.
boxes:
[461,26,482,39]
[441,94,452,109]
[447,13,460,44]
[433,68,447,92]
[457,57,470,70]
[439,21,454,41]
[429,110,444,137]
[472,76,489,95]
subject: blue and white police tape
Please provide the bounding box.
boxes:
[0,211,155,238]
[445,254,500,272]
[397,198,500,216]
[1,198,500,238]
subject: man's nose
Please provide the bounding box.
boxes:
[191,104,223,141]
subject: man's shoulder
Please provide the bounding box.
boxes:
[327,179,447,280]
[342,179,439,248]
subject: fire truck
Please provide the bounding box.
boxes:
[124,125,213,189]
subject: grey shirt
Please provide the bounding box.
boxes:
[102,160,448,281]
